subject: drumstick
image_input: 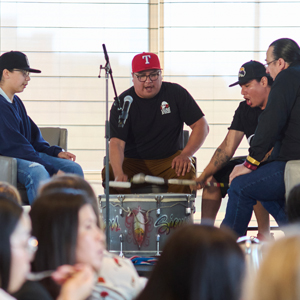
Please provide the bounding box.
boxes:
[107,181,229,188]
[205,181,230,188]
[107,174,163,188]
[108,181,131,188]
[107,174,195,187]
[107,173,165,187]
[167,179,229,188]
[107,174,230,188]
[105,173,146,188]
[143,175,230,188]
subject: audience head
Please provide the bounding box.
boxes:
[0,181,21,205]
[30,188,105,298]
[250,235,300,300]
[38,174,102,228]
[136,224,245,300]
[287,184,300,223]
[229,60,273,111]
[229,60,273,88]
[0,51,41,83]
[131,52,163,99]
[31,188,105,271]
[266,38,300,79]
[0,197,33,293]
[270,38,300,65]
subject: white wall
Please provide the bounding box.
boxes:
[1,0,300,198]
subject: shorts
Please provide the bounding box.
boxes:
[213,158,245,198]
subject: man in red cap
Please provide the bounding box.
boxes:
[103,52,209,193]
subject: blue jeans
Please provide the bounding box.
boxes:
[221,161,288,236]
[16,153,84,204]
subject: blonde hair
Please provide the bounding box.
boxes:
[0,181,21,205]
[251,236,300,300]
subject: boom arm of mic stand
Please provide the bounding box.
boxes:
[101,44,121,110]
[99,44,122,251]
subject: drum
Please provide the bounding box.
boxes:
[99,193,195,257]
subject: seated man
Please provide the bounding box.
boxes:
[222,38,300,236]
[103,52,209,194]
[0,51,83,204]
[196,61,273,239]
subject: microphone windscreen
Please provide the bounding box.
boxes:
[123,95,133,105]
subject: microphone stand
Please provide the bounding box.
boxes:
[99,44,121,251]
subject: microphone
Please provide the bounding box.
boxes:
[118,95,133,127]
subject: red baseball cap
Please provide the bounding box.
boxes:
[132,52,161,73]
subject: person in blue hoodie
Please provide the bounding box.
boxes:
[0,51,83,204]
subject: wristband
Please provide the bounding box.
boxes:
[243,161,258,171]
[246,155,260,166]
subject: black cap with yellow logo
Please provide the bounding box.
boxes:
[229,60,267,87]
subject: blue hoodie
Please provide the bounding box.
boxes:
[0,94,62,175]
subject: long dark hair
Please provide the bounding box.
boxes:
[38,174,101,227]
[0,197,23,291]
[30,188,94,298]
[136,225,245,300]
[270,38,300,65]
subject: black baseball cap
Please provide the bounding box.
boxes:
[0,51,41,73]
[229,60,267,87]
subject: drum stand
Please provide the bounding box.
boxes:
[99,44,122,250]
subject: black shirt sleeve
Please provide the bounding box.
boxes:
[174,83,204,126]
[228,101,262,139]
[229,102,245,133]
[249,68,299,161]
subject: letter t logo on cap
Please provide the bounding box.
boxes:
[142,55,151,64]
[132,52,161,73]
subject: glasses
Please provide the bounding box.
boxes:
[28,236,38,254]
[14,69,30,78]
[264,60,277,68]
[134,71,161,82]
[12,236,38,254]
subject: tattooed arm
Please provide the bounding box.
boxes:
[196,130,244,188]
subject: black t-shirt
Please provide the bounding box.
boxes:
[110,82,204,159]
[249,62,300,161]
[228,100,262,139]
